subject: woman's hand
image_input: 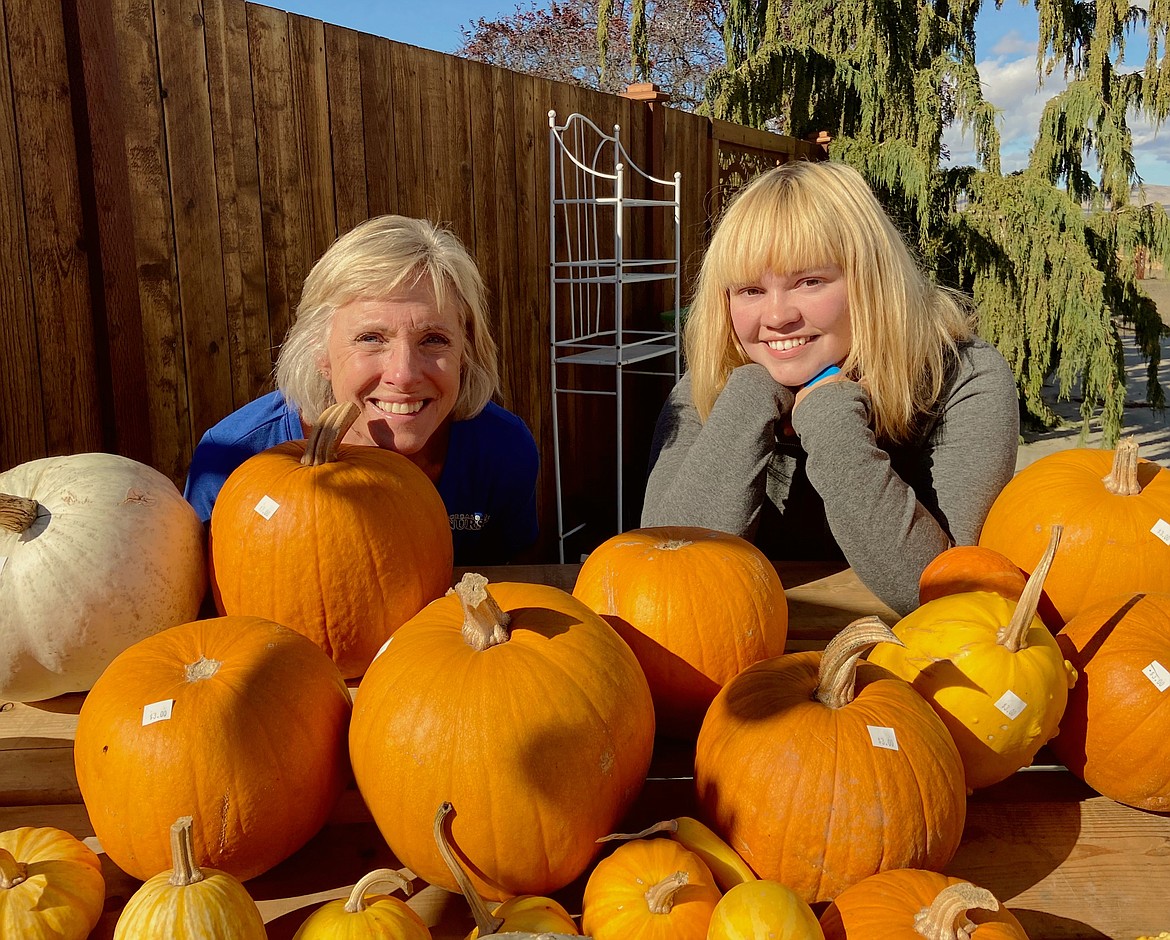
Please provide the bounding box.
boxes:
[792,364,850,410]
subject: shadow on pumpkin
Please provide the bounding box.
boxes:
[599,613,720,741]
[506,607,578,639]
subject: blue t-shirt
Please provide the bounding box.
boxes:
[183,391,539,564]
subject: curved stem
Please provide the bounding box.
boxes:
[913,882,999,940]
[998,525,1061,652]
[433,802,504,936]
[816,616,901,708]
[301,401,360,467]
[168,816,205,887]
[343,868,414,913]
[0,493,38,534]
[450,573,511,651]
[596,819,677,843]
[0,847,27,888]
[1103,438,1141,495]
[644,871,689,915]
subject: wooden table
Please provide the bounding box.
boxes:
[3,562,1168,938]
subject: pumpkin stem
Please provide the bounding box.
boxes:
[342,867,415,913]
[644,871,689,915]
[0,493,39,534]
[816,616,902,709]
[0,847,27,888]
[998,525,1061,653]
[595,819,677,843]
[1103,438,1141,496]
[912,881,999,940]
[185,656,222,682]
[168,816,205,887]
[656,539,692,551]
[449,573,512,651]
[433,802,505,935]
[301,401,361,466]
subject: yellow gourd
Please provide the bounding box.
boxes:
[870,527,1077,790]
[466,894,579,937]
[707,880,824,939]
[0,826,105,940]
[292,868,431,939]
[113,817,265,939]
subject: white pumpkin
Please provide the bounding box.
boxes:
[0,453,206,702]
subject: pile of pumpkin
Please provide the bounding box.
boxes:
[2,404,1169,938]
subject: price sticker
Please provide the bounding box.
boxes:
[142,699,175,726]
[1152,519,1170,546]
[1143,660,1170,692]
[868,725,899,751]
[253,495,280,520]
[995,689,1028,719]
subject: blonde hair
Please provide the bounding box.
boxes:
[686,161,973,441]
[276,215,499,422]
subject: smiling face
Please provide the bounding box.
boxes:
[321,277,464,475]
[729,265,852,388]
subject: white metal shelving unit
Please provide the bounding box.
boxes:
[548,109,682,562]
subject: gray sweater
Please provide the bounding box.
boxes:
[641,339,1019,616]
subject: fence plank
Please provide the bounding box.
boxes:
[358,31,395,217]
[325,23,368,234]
[8,0,101,458]
[110,0,190,484]
[204,0,273,409]
[0,0,46,468]
[155,0,234,450]
[249,4,304,362]
[389,42,426,221]
[290,13,335,265]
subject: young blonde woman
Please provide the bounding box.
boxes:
[641,161,1019,615]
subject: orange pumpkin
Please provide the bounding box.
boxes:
[209,402,453,678]
[1051,592,1170,811]
[0,826,105,940]
[918,545,1062,632]
[581,838,720,940]
[74,616,352,881]
[979,438,1170,624]
[573,526,787,737]
[695,617,967,904]
[819,869,1028,939]
[349,575,655,899]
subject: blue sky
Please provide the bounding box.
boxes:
[271,0,1170,187]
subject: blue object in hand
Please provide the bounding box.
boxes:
[803,364,841,389]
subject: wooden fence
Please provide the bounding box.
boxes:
[0,0,825,558]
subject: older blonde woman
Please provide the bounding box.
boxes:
[185,215,538,564]
[641,161,1018,614]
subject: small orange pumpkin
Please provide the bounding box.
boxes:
[707,880,824,940]
[979,438,1170,623]
[0,826,105,940]
[573,526,787,737]
[350,575,655,899]
[209,401,453,678]
[74,616,352,881]
[1051,592,1170,811]
[695,617,967,904]
[819,868,1028,939]
[581,838,720,940]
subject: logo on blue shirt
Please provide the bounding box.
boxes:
[450,512,488,531]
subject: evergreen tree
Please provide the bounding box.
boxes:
[617,0,1169,441]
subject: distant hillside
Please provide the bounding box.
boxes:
[1132,184,1170,207]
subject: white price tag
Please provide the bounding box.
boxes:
[142,699,174,726]
[1152,519,1170,546]
[253,495,280,520]
[1143,660,1170,692]
[995,689,1028,719]
[868,725,899,751]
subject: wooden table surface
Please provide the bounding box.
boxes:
[3,562,1168,938]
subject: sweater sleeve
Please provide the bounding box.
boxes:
[790,343,1019,616]
[641,364,794,538]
